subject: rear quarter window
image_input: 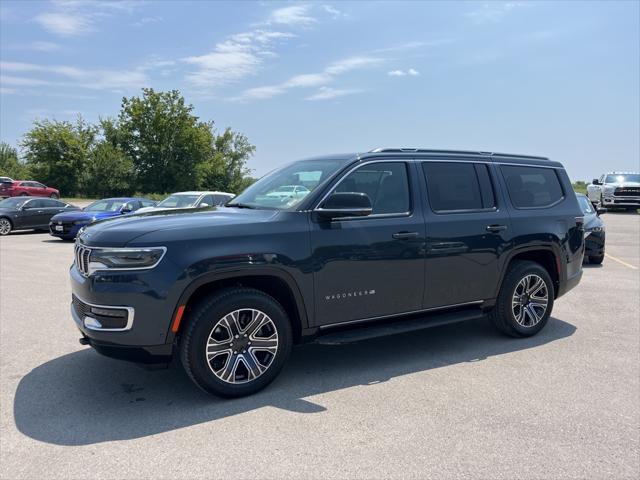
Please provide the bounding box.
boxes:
[501,165,564,208]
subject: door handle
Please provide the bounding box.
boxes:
[486,224,507,233]
[392,231,419,240]
[428,242,468,254]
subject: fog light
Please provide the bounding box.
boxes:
[84,317,103,329]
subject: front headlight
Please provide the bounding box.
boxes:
[87,247,166,275]
[602,186,615,193]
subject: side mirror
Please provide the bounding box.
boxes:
[592,179,600,185]
[200,203,210,208]
[316,192,372,220]
[120,208,132,214]
[597,207,607,216]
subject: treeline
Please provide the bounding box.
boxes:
[0,89,256,198]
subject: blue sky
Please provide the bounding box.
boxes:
[1,1,638,181]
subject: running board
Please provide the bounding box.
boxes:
[314,308,485,345]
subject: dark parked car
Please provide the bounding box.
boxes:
[0,197,79,235]
[70,148,585,398]
[577,193,606,264]
[0,180,60,198]
[49,197,156,240]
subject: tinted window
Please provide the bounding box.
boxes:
[201,195,215,206]
[213,194,232,205]
[24,199,44,208]
[140,200,156,208]
[577,195,594,214]
[501,165,564,208]
[605,173,640,183]
[422,162,484,211]
[85,199,125,212]
[33,182,45,188]
[41,199,63,207]
[335,162,410,215]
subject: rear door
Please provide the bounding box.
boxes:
[17,199,46,228]
[40,198,67,224]
[310,160,426,326]
[31,182,48,197]
[421,160,512,309]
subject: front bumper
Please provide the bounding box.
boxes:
[49,222,82,239]
[585,231,605,257]
[602,196,640,207]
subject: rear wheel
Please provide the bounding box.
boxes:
[19,192,28,196]
[489,260,554,337]
[180,287,293,398]
[0,218,12,235]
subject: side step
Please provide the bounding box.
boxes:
[315,308,485,345]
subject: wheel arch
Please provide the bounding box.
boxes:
[168,268,310,344]
[498,247,561,299]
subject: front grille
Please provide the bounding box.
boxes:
[72,295,130,329]
[74,243,91,276]
[50,221,74,234]
[614,187,640,197]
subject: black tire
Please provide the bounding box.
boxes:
[180,287,293,398]
[488,260,554,337]
[19,192,28,196]
[50,193,59,199]
[0,217,12,235]
[589,254,604,265]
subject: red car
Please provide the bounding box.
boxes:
[0,180,60,199]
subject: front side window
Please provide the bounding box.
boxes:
[41,199,63,208]
[0,197,29,208]
[334,162,410,215]
[501,165,564,208]
[577,195,594,214]
[422,162,485,212]
[229,159,346,209]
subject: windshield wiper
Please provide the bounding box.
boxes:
[227,202,257,209]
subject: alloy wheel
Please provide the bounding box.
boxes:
[511,274,549,327]
[0,218,11,235]
[205,308,279,384]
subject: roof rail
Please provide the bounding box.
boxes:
[368,147,548,161]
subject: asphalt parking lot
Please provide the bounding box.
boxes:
[1,212,638,480]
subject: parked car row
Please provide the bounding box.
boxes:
[0,190,235,237]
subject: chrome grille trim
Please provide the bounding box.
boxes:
[74,243,92,276]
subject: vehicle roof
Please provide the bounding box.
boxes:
[300,148,562,168]
[90,197,149,202]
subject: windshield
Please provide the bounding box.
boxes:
[157,194,200,208]
[577,195,594,214]
[0,197,29,208]
[605,174,640,183]
[229,159,346,209]
[84,199,126,212]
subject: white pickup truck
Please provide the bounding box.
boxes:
[587,172,640,211]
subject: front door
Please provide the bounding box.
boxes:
[421,161,512,309]
[310,161,426,326]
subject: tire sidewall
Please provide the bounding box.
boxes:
[183,290,293,397]
[0,217,12,235]
[503,263,554,336]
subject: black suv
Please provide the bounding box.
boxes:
[70,149,584,397]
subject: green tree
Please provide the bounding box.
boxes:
[0,142,30,179]
[81,142,134,198]
[572,181,587,194]
[115,89,215,193]
[21,117,96,196]
[195,128,256,194]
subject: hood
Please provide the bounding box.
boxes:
[78,207,280,247]
[51,210,119,222]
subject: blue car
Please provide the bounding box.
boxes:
[49,197,156,240]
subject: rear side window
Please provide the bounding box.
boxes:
[335,162,410,215]
[422,162,495,212]
[501,165,564,208]
[41,199,62,207]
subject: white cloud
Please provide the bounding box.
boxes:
[35,12,94,36]
[387,68,420,77]
[466,2,526,24]
[268,5,317,26]
[31,41,61,51]
[183,30,295,88]
[34,0,144,36]
[306,86,361,101]
[322,5,344,19]
[132,16,163,27]
[0,61,148,91]
[235,55,381,101]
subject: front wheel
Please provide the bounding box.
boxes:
[489,260,554,337]
[589,254,604,265]
[180,287,292,398]
[0,218,12,235]
[50,193,59,199]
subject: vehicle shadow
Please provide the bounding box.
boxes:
[14,317,576,446]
